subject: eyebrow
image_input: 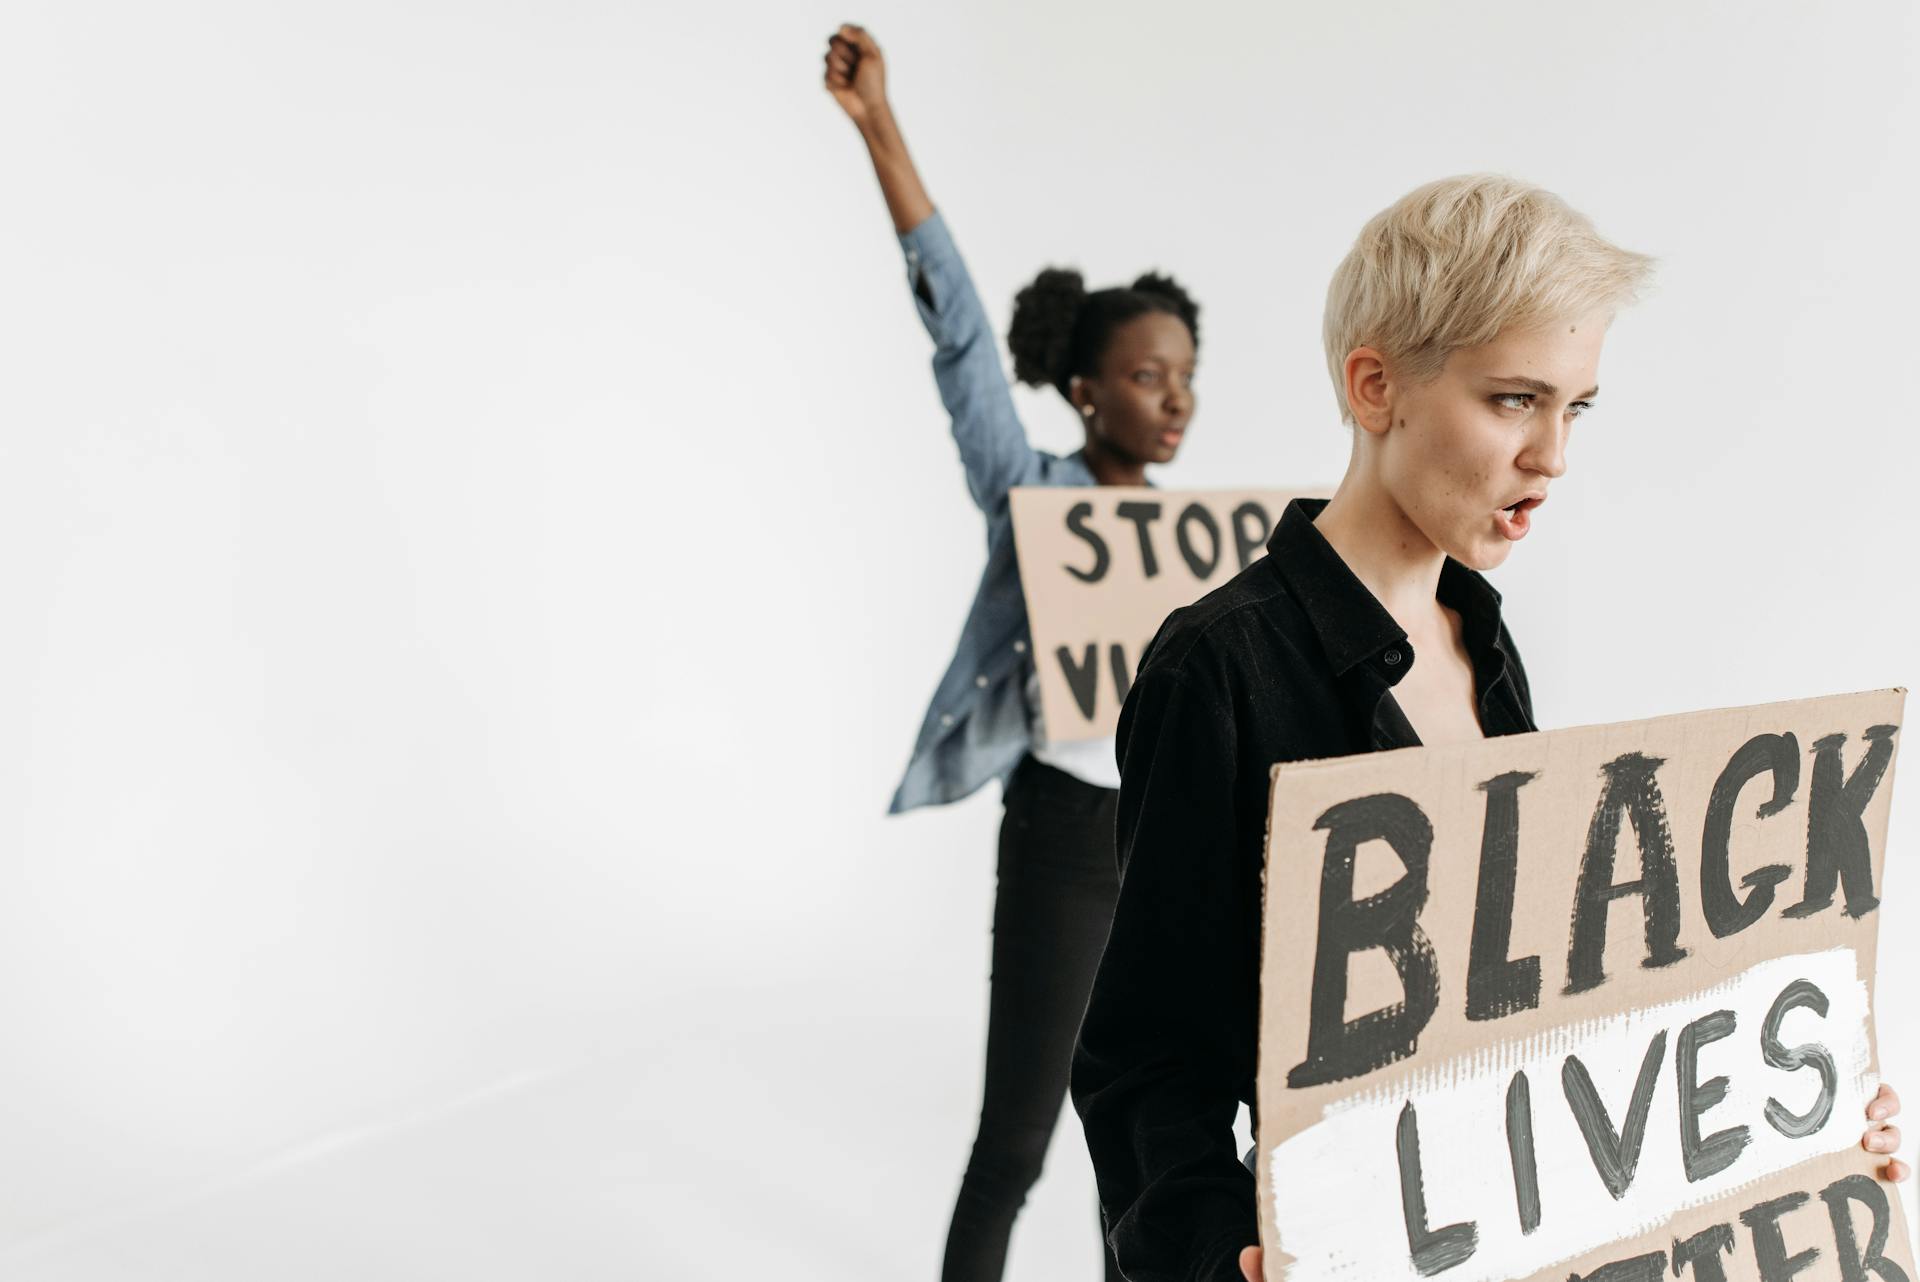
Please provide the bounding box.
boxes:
[1488,375,1600,400]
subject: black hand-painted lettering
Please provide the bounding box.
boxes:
[1562,1030,1669,1199]
[1397,1101,1478,1275]
[1231,501,1271,569]
[1570,1252,1668,1282]
[1821,1173,1912,1282]
[1287,793,1441,1088]
[1700,733,1799,938]
[1565,753,1689,995]
[1677,1009,1751,1182]
[1064,501,1110,583]
[1672,1223,1737,1282]
[1468,771,1542,1021]
[1505,1070,1541,1235]
[1761,979,1837,1139]
[1115,500,1163,578]
[1786,726,1898,919]
[1175,502,1222,579]
[1108,643,1133,708]
[1740,1190,1820,1282]
[1056,644,1099,719]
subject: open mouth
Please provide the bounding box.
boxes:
[1496,495,1545,540]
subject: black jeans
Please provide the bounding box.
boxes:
[941,756,1124,1282]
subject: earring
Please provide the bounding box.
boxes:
[1081,404,1095,418]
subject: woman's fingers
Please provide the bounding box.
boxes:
[841,23,881,56]
[1862,1085,1907,1183]
[824,40,854,82]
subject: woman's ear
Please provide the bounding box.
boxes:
[1344,347,1394,436]
[1069,374,1095,419]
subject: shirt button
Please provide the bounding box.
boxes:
[940,713,955,727]
[1012,640,1028,654]
[1383,649,1403,666]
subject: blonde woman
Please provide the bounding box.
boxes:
[1069,175,1908,1281]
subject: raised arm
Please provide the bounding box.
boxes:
[824,24,1041,513]
[824,25,932,235]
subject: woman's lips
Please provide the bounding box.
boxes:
[1159,427,1186,450]
[1495,495,1544,541]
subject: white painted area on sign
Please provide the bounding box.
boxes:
[1268,949,1876,1282]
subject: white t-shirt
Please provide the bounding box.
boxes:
[1023,667,1121,791]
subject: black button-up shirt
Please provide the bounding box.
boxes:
[1070,497,1537,1282]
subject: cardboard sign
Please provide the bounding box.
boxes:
[1255,689,1911,1282]
[1009,486,1322,742]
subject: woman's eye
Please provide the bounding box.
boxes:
[1133,370,1160,385]
[1567,401,1592,419]
[1494,393,1533,411]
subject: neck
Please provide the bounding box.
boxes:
[1312,471,1448,630]
[1082,435,1147,486]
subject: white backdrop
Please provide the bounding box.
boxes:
[1,2,1915,1278]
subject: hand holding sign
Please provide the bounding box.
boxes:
[1254,690,1915,1282]
[1864,1083,1908,1181]
[1242,1088,1908,1282]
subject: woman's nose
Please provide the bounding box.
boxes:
[1525,418,1568,477]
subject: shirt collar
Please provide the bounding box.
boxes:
[1068,448,1156,488]
[1263,497,1509,679]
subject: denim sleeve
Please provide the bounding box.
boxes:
[898,211,1041,514]
[1072,660,1260,1281]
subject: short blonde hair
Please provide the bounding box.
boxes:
[1323,174,1654,422]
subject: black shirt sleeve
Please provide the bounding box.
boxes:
[1071,658,1260,1282]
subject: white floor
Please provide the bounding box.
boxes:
[0,932,1122,1280]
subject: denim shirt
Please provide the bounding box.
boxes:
[888,211,1095,815]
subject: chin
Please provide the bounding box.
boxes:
[1429,520,1514,572]
[1449,536,1514,573]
